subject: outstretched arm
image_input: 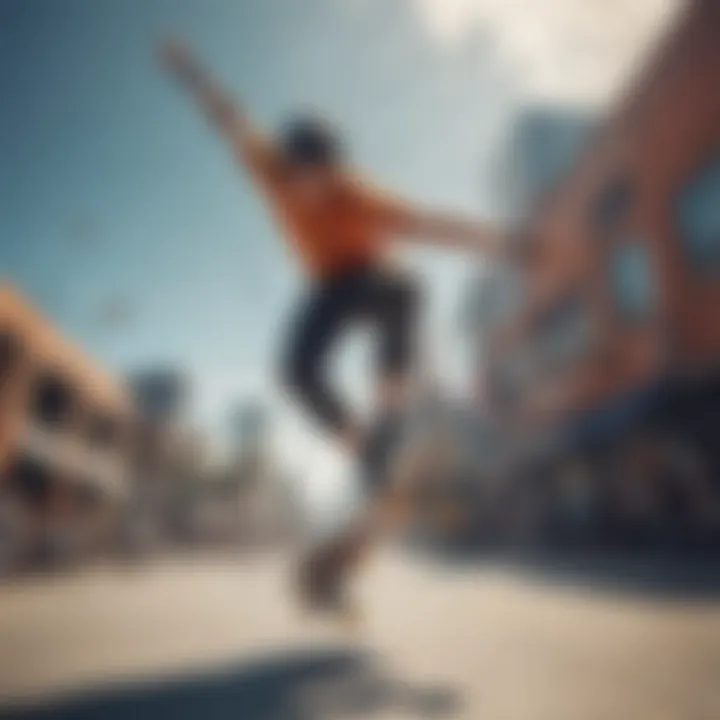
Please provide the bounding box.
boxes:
[360,182,507,258]
[158,38,277,179]
[400,210,506,257]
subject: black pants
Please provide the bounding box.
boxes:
[282,264,419,433]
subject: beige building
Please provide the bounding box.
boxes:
[0,283,134,570]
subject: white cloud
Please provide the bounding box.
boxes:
[411,0,683,103]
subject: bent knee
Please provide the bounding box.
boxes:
[281,352,315,397]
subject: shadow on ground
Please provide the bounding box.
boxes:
[436,543,720,602]
[501,550,720,601]
[3,648,461,720]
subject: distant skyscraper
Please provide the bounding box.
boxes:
[463,105,595,381]
[229,401,267,456]
[128,368,189,423]
[492,105,596,223]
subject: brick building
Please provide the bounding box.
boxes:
[471,0,720,544]
[483,0,720,425]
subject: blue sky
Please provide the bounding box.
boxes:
[0,0,676,503]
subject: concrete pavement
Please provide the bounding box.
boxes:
[0,551,719,719]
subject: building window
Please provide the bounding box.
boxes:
[536,296,592,371]
[86,412,118,449]
[0,330,21,387]
[32,373,74,428]
[677,157,720,274]
[496,296,592,399]
[610,242,655,321]
[7,456,52,510]
[591,176,634,235]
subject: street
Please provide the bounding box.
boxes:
[1,550,719,719]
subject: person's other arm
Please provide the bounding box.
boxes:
[401,209,505,256]
[158,38,278,183]
[361,183,506,257]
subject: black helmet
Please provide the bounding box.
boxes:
[278,115,344,168]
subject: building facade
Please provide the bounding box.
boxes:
[482,0,720,426]
[470,0,720,545]
[0,284,134,569]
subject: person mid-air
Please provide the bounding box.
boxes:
[160,39,502,614]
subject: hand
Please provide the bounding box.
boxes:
[157,37,203,83]
[437,218,506,258]
[472,226,508,259]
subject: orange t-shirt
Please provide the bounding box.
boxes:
[237,131,416,279]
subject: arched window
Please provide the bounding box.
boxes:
[591,176,634,236]
[677,157,720,273]
[610,242,655,321]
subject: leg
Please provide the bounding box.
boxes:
[292,269,421,615]
[299,272,421,610]
[281,281,363,454]
[358,270,422,537]
[282,277,375,612]
[374,269,420,418]
[361,268,420,489]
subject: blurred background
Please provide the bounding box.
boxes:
[1,0,720,718]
